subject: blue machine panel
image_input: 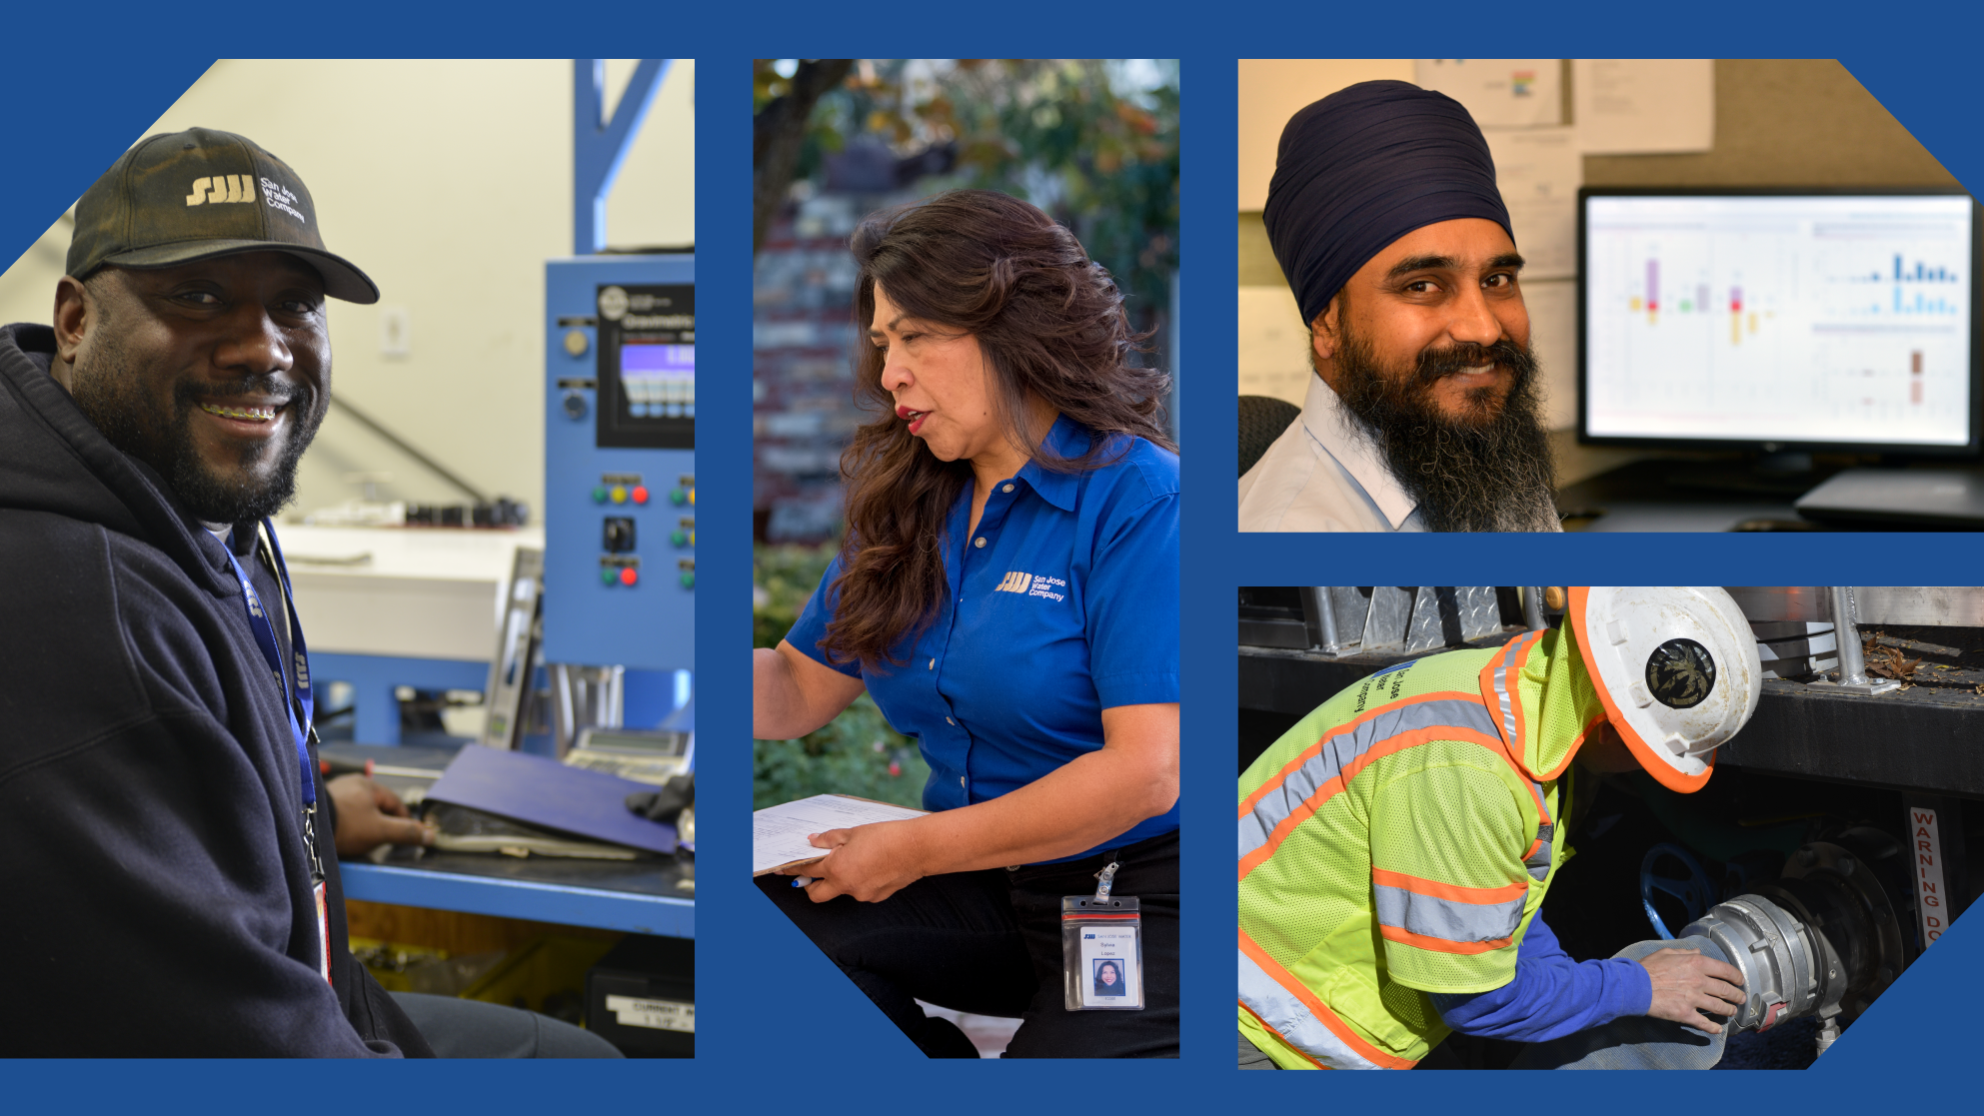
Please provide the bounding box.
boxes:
[545,255,694,673]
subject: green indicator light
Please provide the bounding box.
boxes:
[680,571,695,589]
[591,486,608,504]
[600,568,616,585]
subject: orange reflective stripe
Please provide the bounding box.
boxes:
[1238,690,1481,819]
[1474,638,1557,824]
[1380,924,1516,955]
[1239,929,1418,1070]
[1477,630,1542,757]
[1238,726,1505,881]
[1371,868,1528,906]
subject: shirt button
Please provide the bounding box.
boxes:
[928,658,935,670]
[1002,483,1014,493]
[959,776,966,788]
[946,716,955,725]
[973,537,986,548]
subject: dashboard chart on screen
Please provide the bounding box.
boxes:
[1581,190,1979,453]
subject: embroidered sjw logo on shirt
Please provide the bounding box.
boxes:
[996,571,1068,602]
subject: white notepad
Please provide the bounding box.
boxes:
[752,793,928,876]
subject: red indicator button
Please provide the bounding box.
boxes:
[631,485,650,505]
[619,567,639,586]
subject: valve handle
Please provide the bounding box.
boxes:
[1640,842,1717,940]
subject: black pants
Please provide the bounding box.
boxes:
[757,831,1179,1058]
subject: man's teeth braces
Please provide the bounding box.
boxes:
[201,403,278,421]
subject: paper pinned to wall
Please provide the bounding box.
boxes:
[1573,59,1714,154]
[1414,59,1562,128]
[1238,285,1312,406]
[1485,126,1582,281]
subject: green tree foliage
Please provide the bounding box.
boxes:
[753,543,928,810]
[752,59,1180,334]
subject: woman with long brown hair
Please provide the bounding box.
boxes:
[753,190,1180,1058]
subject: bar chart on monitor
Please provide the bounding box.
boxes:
[1584,194,1974,447]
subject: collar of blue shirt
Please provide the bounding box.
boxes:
[1014,413,1107,511]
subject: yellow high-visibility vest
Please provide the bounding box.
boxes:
[1237,624,1609,1069]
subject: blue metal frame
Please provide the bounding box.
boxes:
[573,59,670,254]
[341,863,693,937]
[310,652,488,746]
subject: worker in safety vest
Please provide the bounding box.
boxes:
[1238,587,1761,1069]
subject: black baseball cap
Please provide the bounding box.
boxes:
[67,127,379,304]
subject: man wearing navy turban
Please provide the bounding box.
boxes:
[1238,81,1561,533]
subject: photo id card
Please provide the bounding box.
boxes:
[1062,895,1144,1010]
[1081,926,1140,1006]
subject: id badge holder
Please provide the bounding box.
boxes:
[1063,861,1144,1011]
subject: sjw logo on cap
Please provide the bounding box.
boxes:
[186,175,257,206]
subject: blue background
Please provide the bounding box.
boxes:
[3,5,1981,1109]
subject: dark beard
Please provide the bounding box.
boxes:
[1333,331,1558,532]
[69,325,320,526]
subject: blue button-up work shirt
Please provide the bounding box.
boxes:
[788,417,1180,862]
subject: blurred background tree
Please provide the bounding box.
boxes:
[752,58,1179,335]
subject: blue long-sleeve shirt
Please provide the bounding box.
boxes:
[1429,911,1653,1042]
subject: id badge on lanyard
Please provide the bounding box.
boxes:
[1063,860,1144,1011]
[221,521,332,986]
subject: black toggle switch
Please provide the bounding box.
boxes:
[603,516,636,553]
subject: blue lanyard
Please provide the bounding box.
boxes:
[219,520,316,809]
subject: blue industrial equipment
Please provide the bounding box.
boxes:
[545,58,694,684]
[544,254,695,674]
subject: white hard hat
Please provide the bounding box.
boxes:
[1566,587,1763,794]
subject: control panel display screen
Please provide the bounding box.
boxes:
[622,342,695,419]
[598,283,694,449]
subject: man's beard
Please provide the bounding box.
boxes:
[1333,329,1558,532]
[70,326,320,527]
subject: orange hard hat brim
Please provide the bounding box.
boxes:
[1567,587,1715,795]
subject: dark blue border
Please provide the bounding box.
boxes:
[1,6,1980,1110]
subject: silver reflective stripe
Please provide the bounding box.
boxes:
[1525,781,1554,880]
[1240,698,1497,864]
[1526,822,1555,880]
[1238,948,1385,1070]
[1238,812,1270,862]
[1490,636,1528,747]
[1372,881,1525,944]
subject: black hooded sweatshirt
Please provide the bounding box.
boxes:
[0,323,433,1056]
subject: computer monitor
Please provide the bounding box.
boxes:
[1578,187,1982,457]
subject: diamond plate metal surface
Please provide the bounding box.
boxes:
[1361,587,1415,651]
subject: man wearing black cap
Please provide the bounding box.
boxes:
[0,129,615,1056]
[1238,81,1561,533]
